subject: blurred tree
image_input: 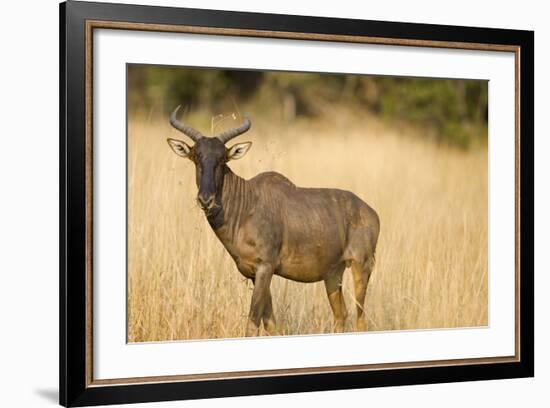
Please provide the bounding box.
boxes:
[128,64,487,149]
[128,65,263,113]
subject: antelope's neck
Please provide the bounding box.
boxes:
[206,166,251,240]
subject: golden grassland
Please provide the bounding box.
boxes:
[127,109,488,342]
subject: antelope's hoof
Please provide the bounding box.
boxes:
[356,317,368,332]
[334,322,346,333]
[245,320,260,337]
[263,319,278,336]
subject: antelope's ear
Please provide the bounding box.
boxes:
[227,142,252,161]
[167,138,192,158]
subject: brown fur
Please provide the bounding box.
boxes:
[168,123,380,336]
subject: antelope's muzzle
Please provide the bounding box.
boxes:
[197,193,216,211]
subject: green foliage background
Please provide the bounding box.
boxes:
[128,65,487,149]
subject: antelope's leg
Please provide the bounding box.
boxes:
[351,257,375,332]
[246,263,273,337]
[262,291,277,335]
[324,273,347,333]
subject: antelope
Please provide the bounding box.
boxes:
[167,106,380,336]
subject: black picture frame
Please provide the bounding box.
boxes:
[60,1,534,406]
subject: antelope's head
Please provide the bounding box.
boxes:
[167,106,252,213]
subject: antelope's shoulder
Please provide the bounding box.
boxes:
[250,171,296,189]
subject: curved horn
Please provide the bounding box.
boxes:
[216,116,251,144]
[169,105,204,142]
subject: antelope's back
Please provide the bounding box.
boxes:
[249,171,378,281]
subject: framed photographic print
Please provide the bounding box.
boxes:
[59,1,534,406]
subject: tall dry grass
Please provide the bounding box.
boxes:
[127,110,487,342]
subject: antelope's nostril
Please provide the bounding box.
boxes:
[197,194,215,210]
